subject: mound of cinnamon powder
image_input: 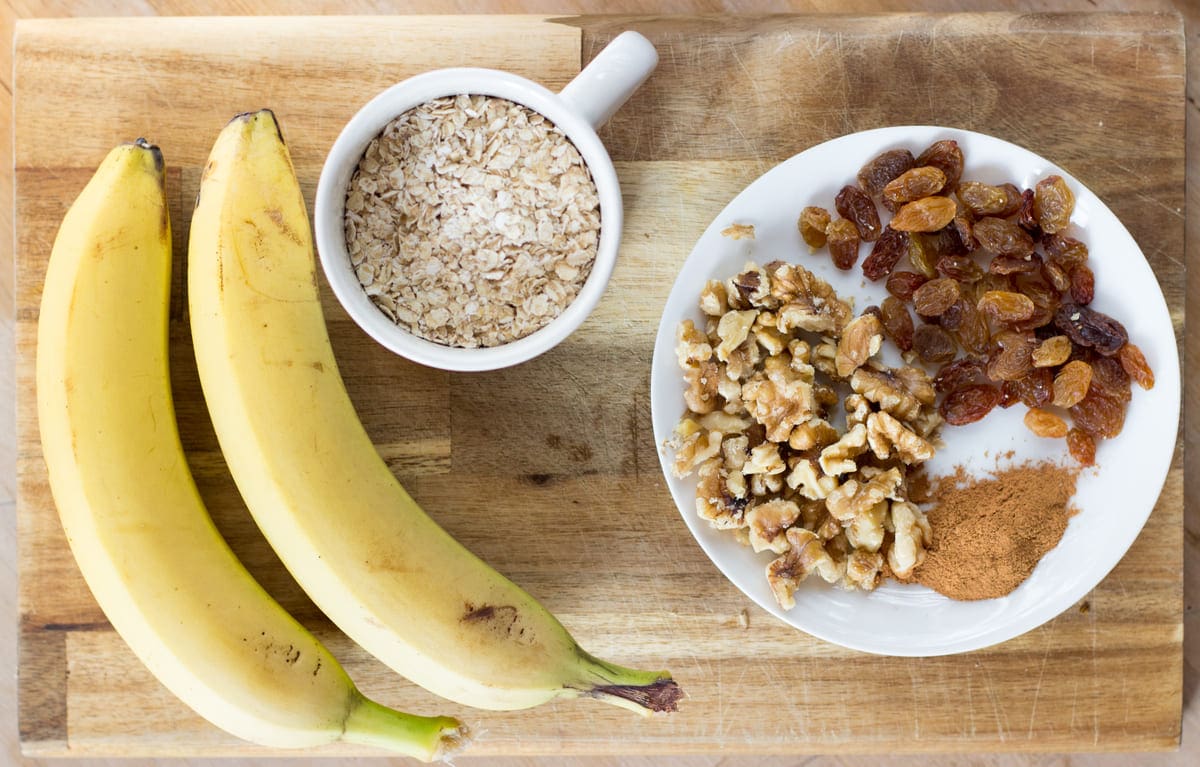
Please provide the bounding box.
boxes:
[914,461,1080,601]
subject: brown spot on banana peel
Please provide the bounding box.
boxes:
[461,603,518,628]
[460,603,533,644]
[266,208,304,246]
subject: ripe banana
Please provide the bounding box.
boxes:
[188,110,681,713]
[36,139,465,759]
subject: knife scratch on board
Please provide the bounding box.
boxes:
[728,41,762,102]
[1026,633,1053,740]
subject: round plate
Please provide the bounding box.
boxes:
[649,126,1180,656]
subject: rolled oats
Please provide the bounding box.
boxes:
[721,223,756,240]
[344,95,600,348]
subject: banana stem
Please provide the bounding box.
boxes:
[341,693,469,762]
[576,650,684,714]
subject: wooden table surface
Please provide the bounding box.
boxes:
[2,1,1195,766]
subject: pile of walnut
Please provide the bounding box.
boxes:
[669,259,942,609]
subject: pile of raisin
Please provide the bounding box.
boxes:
[799,139,1154,466]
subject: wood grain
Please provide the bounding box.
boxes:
[9,10,1187,760]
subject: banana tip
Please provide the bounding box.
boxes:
[228,109,285,144]
[128,138,163,172]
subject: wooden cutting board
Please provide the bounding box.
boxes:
[14,13,1185,757]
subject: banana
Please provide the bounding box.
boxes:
[188,110,681,713]
[36,139,465,760]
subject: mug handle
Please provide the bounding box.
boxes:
[558,31,658,131]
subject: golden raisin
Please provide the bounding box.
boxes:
[799,206,830,250]
[826,218,861,270]
[1024,407,1069,438]
[890,196,958,233]
[977,290,1035,323]
[974,217,1035,258]
[915,139,964,190]
[1052,359,1093,408]
[883,167,947,207]
[1032,336,1072,367]
[957,181,1016,218]
[1042,260,1071,293]
[995,183,1024,217]
[989,254,1041,275]
[1066,428,1097,466]
[1034,175,1075,234]
[912,277,961,317]
[1117,342,1155,390]
[906,234,938,277]
[987,330,1036,382]
[1043,233,1089,268]
[1012,275,1061,332]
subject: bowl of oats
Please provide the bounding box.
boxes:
[315,31,658,371]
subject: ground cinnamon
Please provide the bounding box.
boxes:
[914,461,1079,600]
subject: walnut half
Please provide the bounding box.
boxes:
[866,411,935,464]
[825,467,903,523]
[888,500,932,579]
[745,498,802,554]
[818,422,868,476]
[766,528,845,609]
[835,313,883,378]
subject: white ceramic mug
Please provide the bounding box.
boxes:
[314,31,659,371]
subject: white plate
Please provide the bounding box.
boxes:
[650,126,1180,656]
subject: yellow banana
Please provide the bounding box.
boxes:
[36,139,465,759]
[188,110,681,713]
